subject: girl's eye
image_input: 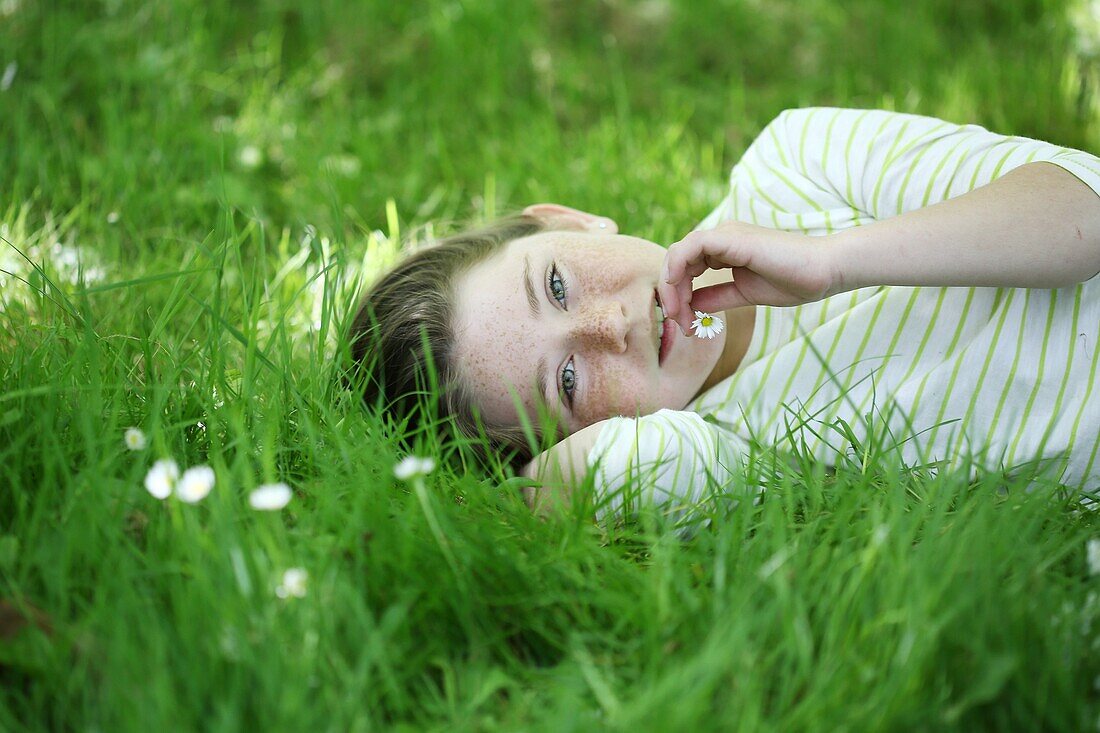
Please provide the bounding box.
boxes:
[548,264,567,309]
[560,356,576,407]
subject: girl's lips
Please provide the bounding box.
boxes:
[659,316,674,365]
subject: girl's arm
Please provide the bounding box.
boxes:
[662,107,1100,327]
[522,411,751,522]
[662,162,1100,325]
[521,420,606,514]
[831,161,1100,292]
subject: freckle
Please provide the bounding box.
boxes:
[1076,226,1083,240]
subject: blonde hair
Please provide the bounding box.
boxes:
[348,214,548,459]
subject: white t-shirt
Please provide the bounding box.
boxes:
[588,107,1100,520]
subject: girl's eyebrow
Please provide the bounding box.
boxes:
[523,254,540,318]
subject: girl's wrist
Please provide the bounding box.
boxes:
[825,229,864,296]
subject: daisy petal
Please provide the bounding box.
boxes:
[177,465,216,503]
[276,567,308,598]
[124,427,147,451]
[249,483,293,511]
[394,455,436,481]
[144,459,179,500]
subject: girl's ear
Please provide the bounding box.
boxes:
[522,203,619,234]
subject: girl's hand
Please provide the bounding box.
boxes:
[659,221,840,334]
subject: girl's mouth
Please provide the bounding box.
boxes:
[654,290,673,366]
[659,317,674,365]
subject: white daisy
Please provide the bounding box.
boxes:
[1,62,15,92]
[275,567,308,599]
[177,465,215,503]
[144,459,180,500]
[393,455,436,481]
[690,310,725,339]
[124,427,147,451]
[106,211,120,224]
[238,145,263,170]
[249,483,293,511]
[1088,538,1100,576]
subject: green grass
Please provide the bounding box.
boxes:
[2,0,1099,729]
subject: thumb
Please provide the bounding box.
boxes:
[689,282,751,313]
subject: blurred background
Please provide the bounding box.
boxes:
[3,0,1099,247]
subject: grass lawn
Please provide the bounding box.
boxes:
[2,0,1100,729]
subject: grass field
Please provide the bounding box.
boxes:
[3,0,1100,729]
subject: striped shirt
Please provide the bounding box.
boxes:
[588,107,1100,520]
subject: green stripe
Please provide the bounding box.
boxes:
[893,287,949,389]
[982,289,1032,458]
[906,287,978,428]
[802,291,864,408]
[764,161,826,212]
[767,115,791,169]
[942,134,998,200]
[953,288,1016,462]
[817,108,842,180]
[761,300,835,437]
[920,131,980,207]
[844,110,874,215]
[1005,291,1058,468]
[922,289,1001,454]
[894,123,953,215]
[965,146,993,192]
[853,287,923,417]
[1065,295,1100,483]
[702,305,773,413]
[1054,155,1100,180]
[1032,286,1080,462]
[807,289,891,455]
[1079,423,1100,493]
[743,163,791,213]
[868,119,910,219]
[798,108,822,176]
[987,146,1016,182]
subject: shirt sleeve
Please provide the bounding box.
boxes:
[726,107,1100,233]
[586,408,758,526]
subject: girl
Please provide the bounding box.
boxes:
[350,107,1100,521]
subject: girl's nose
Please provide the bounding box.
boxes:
[572,299,629,352]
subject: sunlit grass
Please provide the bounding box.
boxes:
[2,0,1099,729]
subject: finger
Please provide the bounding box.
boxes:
[664,249,717,333]
[665,234,752,332]
[661,250,699,333]
[689,282,751,313]
[665,231,751,286]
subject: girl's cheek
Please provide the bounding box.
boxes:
[580,358,649,424]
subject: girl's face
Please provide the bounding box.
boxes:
[451,230,727,434]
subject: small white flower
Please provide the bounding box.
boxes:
[275,567,308,599]
[394,455,436,481]
[690,310,724,339]
[1088,538,1100,576]
[106,211,120,224]
[144,459,180,500]
[238,145,263,170]
[124,427,147,451]
[1,62,15,92]
[249,483,293,511]
[177,465,215,503]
